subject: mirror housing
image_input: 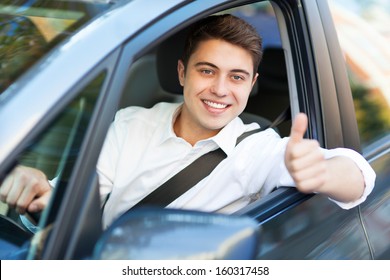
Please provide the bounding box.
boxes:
[93,208,260,260]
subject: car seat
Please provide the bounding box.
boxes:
[119,54,181,109]
[245,47,290,136]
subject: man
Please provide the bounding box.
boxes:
[0,15,376,229]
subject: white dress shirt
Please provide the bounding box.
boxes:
[97,102,376,228]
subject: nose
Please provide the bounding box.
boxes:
[210,77,229,97]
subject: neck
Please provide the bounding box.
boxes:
[173,111,220,146]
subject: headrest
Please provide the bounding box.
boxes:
[156,28,189,94]
[256,47,287,93]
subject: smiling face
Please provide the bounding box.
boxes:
[176,39,258,143]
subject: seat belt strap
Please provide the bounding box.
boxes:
[131,128,262,209]
[123,106,291,210]
[132,148,227,208]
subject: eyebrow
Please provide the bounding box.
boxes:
[194,61,251,77]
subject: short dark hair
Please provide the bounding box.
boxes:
[182,14,263,75]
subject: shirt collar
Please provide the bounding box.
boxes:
[158,103,183,145]
[209,117,248,156]
[159,103,253,155]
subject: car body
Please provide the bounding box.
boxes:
[0,0,389,260]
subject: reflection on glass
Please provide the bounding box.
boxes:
[0,72,105,259]
[329,0,390,147]
[0,0,112,94]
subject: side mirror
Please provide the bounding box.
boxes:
[93,208,260,260]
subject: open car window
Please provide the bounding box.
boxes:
[114,0,291,218]
[0,71,105,259]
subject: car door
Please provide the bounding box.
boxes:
[235,0,374,259]
[251,0,389,259]
[325,0,390,259]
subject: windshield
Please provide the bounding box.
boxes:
[0,0,114,94]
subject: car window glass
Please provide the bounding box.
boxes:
[0,72,105,259]
[0,0,112,95]
[328,0,390,149]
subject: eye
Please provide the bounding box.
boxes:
[201,69,213,75]
[232,75,244,81]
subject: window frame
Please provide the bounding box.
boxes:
[36,49,121,259]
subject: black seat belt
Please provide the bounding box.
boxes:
[100,128,259,212]
[131,128,260,209]
[131,106,290,209]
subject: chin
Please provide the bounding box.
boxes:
[203,119,231,131]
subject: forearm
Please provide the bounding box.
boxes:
[285,114,375,209]
[318,156,365,203]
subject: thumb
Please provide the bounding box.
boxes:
[289,113,308,143]
[28,191,51,213]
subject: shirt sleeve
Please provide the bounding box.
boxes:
[265,139,376,209]
[322,147,376,209]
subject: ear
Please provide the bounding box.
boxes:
[177,60,185,86]
[251,72,259,88]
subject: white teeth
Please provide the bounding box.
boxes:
[203,100,228,109]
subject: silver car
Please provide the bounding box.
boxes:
[0,0,389,260]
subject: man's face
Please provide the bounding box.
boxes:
[177,39,258,136]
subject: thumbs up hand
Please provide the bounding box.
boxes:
[284,113,327,194]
